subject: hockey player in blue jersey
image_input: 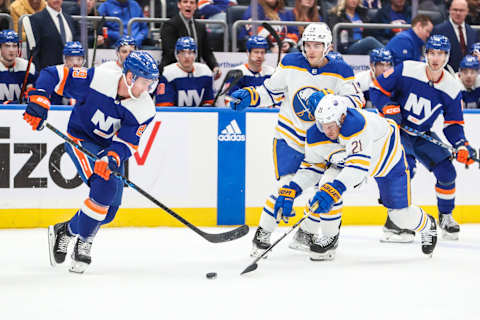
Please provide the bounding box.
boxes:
[50,41,85,105]
[23,51,159,273]
[371,35,477,241]
[229,23,365,258]
[227,36,274,96]
[155,37,214,107]
[274,93,437,259]
[355,48,393,108]
[457,55,480,108]
[102,35,137,70]
[0,30,36,103]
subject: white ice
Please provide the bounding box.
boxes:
[1,225,479,320]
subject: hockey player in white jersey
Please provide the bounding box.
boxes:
[355,48,393,108]
[371,35,477,241]
[277,93,437,260]
[229,23,365,258]
[101,35,136,71]
[457,55,480,108]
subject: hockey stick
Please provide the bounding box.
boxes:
[19,49,35,104]
[261,22,282,67]
[45,122,249,243]
[401,125,480,166]
[91,15,106,68]
[212,69,243,106]
[19,16,36,104]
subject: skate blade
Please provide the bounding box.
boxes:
[48,226,57,267]
[441,231,459,241]
[309,250,336,261]
[288,241,310,252]
[380,231,415,243]
[69,261,89,274]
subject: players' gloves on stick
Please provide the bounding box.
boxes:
[93,150,121,181]
[381,104,402,125]
[311,180,346,213]
[229,87,258,111]
[273,181,302,223]
[454,139,477,166]
[23,89,50,131]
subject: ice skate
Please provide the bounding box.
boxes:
[288,228,315,252]
[439,213,460,240]
[309,233,339,261]
[420,215,438,257]
[380,216,415,243]
[48,222,74,266]
[69,237,92,274]
[251,227,272,258]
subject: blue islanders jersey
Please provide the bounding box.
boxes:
[370,60,466,145]
[35,63,155,163]
[0,58,36,103]
[155,62,214,107]
[457,73,480,109]
[227,63,275,94]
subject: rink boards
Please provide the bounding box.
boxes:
[1,106,480,228]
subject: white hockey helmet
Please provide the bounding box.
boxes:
[314,94,348,129]
[301,23,332,58]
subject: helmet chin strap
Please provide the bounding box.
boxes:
[122,73,140,100]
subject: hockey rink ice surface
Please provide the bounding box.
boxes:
[1,225,480,320]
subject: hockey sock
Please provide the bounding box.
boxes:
[433,159,456,214]
[318,201,343,237]
[68,210,81,235]
[101,205,119,225]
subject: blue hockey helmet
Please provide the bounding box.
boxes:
[63,41,84,56]
[460,55,480,70]
[369,48,392,64]
[175,36,197,56]
[123,51,159,95]
[115,35,137,50]
[0,30,19,44]
[426,34,451,53]
[470,42,480,55]
[246,35,269,51]
[326,51,344,62]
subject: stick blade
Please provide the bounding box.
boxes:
[204,224,249,243]
[240,263,258,275]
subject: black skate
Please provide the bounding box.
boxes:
[309,233,339,261]
[421,214,438,257]
[48,222,74,266]
[251,227,272,258]
[289,228,315,252]
[439,213,460,240]
[69,237,93,274]
[380,216,415,243]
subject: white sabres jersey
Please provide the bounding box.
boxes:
[255,52,364,153]
[292,108,404,192]
[228,63,275,93]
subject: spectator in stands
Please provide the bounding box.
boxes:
[98,0,149,48]
[328,0,383,54]
[160,0,221,80]
[238,0,299,53]
[362,0,382,9]
[0,0,10,31]
[10,0,46,41]
[0,30,36,103]
[27,0,78,70]
[467,0,480,25]
[293,0,321,36]
[198,0,237,20]
[457,54,480,108]
[67,0,105,48]
[385,14,433,65]
[434,0,478,71]
[156,37,214,107]
[371,0,411,44]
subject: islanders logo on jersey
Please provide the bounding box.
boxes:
[292,86,319,122]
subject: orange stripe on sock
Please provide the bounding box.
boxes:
[435,186,455,195]
[84,198,108,215]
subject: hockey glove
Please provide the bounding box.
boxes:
[307,89,334,117]
[273,181,302,223]
[454,140,477,166]
[381,105,402,125]
[311,180,346,213]
[94,150,121,181]
[23,90,51,131]
[229,87,258,111]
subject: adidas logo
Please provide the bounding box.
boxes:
[218,119,246,141]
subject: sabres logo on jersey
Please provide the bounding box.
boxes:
[293,86,319,122]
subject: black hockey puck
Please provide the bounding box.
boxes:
[206,272,217,279]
